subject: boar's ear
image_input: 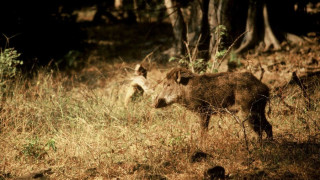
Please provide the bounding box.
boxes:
[176,69,194,85]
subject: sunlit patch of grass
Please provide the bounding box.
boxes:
[0,65,319,179]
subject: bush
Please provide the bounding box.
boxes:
[0,48,23,80]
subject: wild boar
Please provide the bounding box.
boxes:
[153,67,273,139]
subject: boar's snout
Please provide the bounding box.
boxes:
[153,98,167,108]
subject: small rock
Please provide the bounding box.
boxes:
[307,57,318,66]
[190,151,208,163]
[204,166,225,180]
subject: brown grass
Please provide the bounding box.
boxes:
[0,58,319,179]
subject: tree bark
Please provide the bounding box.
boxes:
[186,0,201,46]
[208,0,219,60]
[235,0,259,54]
[262,3,281,51]
[163,0,307,70]
[198,0,211,61]
[164,0,187,55]
[234,0,284,54]
[114,0,123,9]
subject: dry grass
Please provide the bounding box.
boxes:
[0,62,319,180]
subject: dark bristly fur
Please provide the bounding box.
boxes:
[154,68,273,139]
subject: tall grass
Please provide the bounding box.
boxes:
[0,64,319,179]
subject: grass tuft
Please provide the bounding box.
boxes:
[0,65,319,179]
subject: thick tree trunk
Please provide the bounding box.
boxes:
[198,0,211,61]
[187,1,201,46]
[235,0,259,54]
[235,0,283,54]
[190,0,211,72]
[114,0,123,9]
[209,0,248,60]
[164,0,187,55]
[164,0,211,72]
[262,3,281,51]
[164,0,306,71]
[208,0,219,60]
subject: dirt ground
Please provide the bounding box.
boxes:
[1,19,320,179]
[75,22,320,91]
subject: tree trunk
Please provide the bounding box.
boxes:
[164,0,187,56]
[198,0,211,61]
[114,0,123,9]
[234,0,259,54]
[186,0,201,47]
[208,0,219,60]
[262,3,281,51]
[163,0,307,70]
[234,0,284,53]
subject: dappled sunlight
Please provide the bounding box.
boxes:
[1,1,320,179]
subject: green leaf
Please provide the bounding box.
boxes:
[168,57,176,62]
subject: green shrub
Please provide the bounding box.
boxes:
[0,48,23,80]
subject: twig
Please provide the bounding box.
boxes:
[292,71,311,110]
[216,30,248,69]
[224,108,250,153]
[184,41,193,72]
[142,46,160,63]
[258,61,265,81]
[183,34,202,73]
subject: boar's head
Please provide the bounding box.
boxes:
[153,68,194,108]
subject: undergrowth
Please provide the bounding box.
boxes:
[0,62,319,179]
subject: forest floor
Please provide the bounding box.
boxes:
[1,21,320,179]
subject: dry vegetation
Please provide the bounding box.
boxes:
[1,25,320,179]
[1,54,320,180]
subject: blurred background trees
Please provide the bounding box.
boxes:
[163,0,319,72]
[0,0,318,72]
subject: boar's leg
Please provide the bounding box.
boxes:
[242,100,273,140]
[198,111,211,146]
[254,99,273,140]
[261,114,273,139]
[198,107,212,138]
[248,113,272,140]
[200,113,211,131]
